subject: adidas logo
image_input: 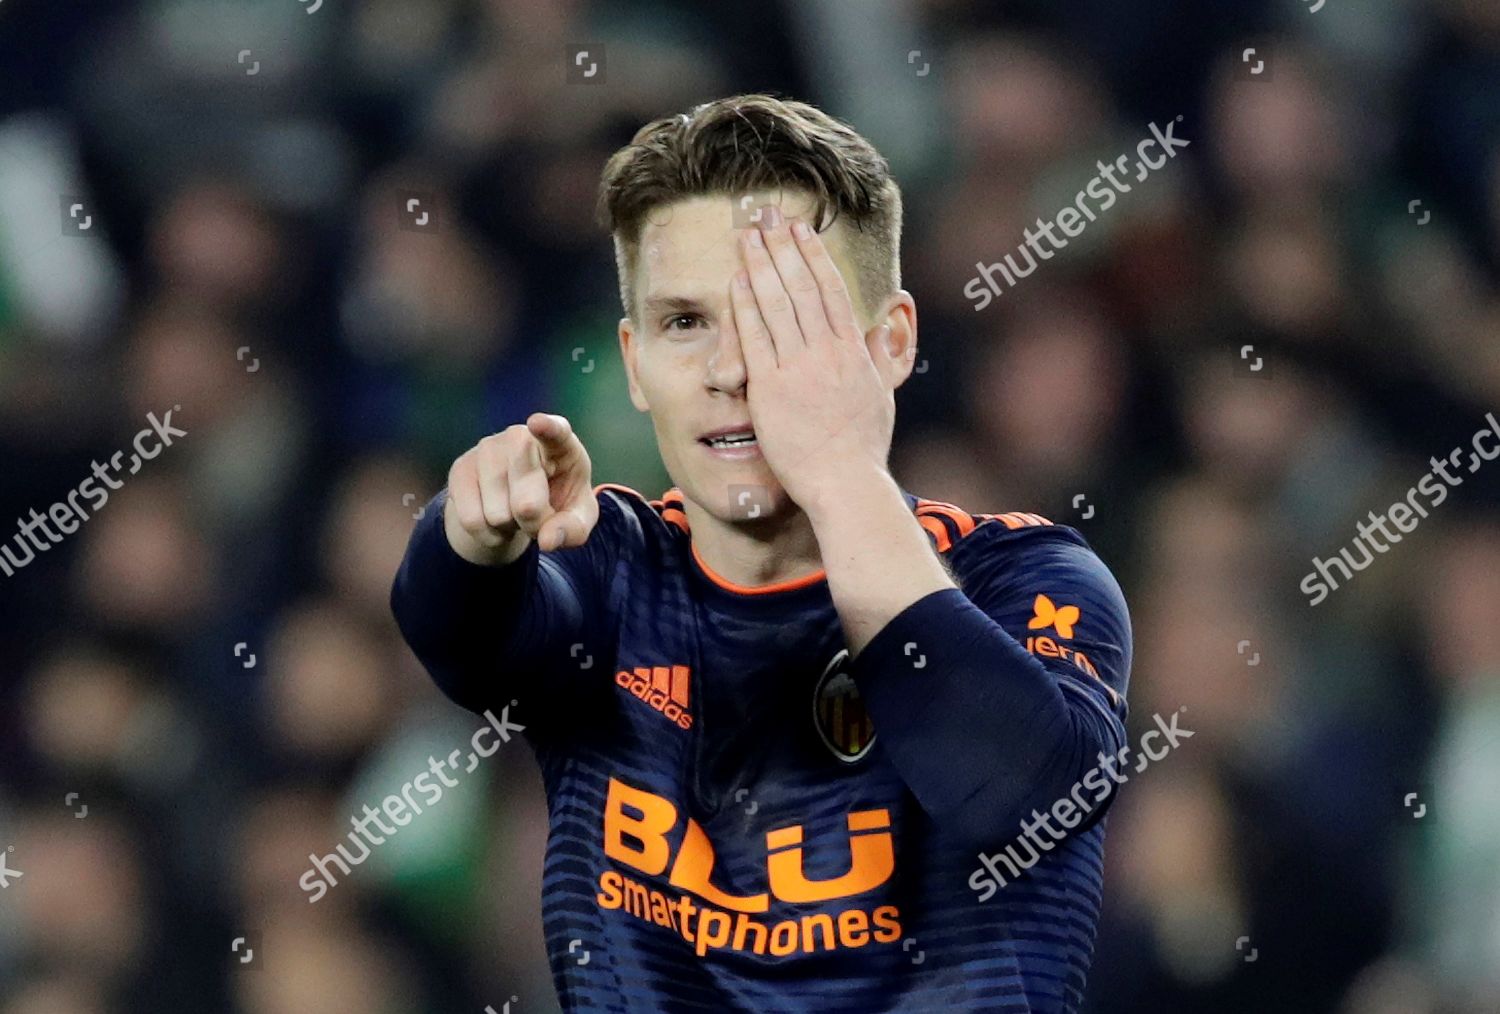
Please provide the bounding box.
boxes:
[615,665,693,730]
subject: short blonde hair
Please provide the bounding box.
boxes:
[596,93,903,322]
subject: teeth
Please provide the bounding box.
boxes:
[708,433,756,448]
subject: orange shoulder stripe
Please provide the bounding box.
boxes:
[913,500,1054,544]
[991,511,1053,529]
[917,515,953,553]
[594,483,692,532]
[593,482,649,502]
[655,486,688,532]
[915,500,977,537]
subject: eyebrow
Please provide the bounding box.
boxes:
[641,295,713,317]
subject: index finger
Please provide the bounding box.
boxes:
[522,411,579,474]
[527,413,580,464]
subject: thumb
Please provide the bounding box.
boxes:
[536,482,599,551]
[536,505,593,551]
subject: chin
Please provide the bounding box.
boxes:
[679,462,793,524]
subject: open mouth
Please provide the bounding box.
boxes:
[700,429,757,450]
[702,432,757,449]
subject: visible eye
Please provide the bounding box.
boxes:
[663,313,706,333]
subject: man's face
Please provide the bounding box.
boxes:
[617,191,875,523]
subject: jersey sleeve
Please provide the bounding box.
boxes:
[961,523,1131,724]
[389,486,627,723]
[847,520,1132,850]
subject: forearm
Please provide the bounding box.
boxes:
[808,472,1126,846]
[805,468,953,653]
[846,588,1126,847]
[391,491,538,710]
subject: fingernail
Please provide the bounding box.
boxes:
[764,206,782,228]
[792,219,810,240]
[746,229,763,248]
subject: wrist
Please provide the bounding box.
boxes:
[800,465,901,527]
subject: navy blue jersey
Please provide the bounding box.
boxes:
[391,485,1132,1013]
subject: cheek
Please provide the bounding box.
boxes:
[636,341,705,405]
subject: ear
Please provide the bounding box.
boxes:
[865,290,919,389]
[618,317,651,412]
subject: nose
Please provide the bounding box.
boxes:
[706,308,746,395]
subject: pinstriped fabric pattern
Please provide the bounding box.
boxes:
[515,488,1121,1013]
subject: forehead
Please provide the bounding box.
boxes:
[635,191,858,309]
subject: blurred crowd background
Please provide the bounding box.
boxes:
[1,0,1498,1012]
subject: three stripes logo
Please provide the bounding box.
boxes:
[616,664,693,730]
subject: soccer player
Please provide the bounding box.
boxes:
[391,94,1132,1013]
